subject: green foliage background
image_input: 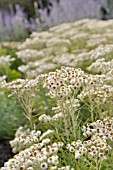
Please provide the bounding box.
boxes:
[0,92,27,140]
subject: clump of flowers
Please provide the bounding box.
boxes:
[88,58,113,74]
[0,55,15,69]
[43,66,87,139]
[88,44,113,60]
[1,136,64,170]
[78,81,113,119]
[10,126,42,153]
[67,117,113,169]
[43,66,106,139]
[38,112,64,123]
[14,19,113,78]
[16,49,45,77]
[1,75,44,129]
[43,66,87,99]
[16,49,44,63]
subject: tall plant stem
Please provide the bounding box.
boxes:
[61,101,69,142]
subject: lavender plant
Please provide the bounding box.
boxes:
[38,0,108,28]
[0,4,36,41]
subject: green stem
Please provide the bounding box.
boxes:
[64,113,69,142]
[61,100,69,142]
[69,97,77,139]
[95,157,99,170]
[89,96,94,122]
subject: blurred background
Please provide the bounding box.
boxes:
[0,0,113,41]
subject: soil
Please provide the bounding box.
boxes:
[0,140,13,167]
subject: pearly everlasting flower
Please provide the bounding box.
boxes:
[0,55,15,68]
[10,126,42,153]
[88,58,113,74]
[2,134,64,170]
[16,49,44,63]
[40,162,48,170]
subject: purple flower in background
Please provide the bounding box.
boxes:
[38,0,108,28]
[0,4,37,41]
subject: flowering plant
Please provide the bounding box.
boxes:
[1,19,113,169]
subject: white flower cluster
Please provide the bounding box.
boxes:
[38,112,64,123]
[52,53,76,66]
[17,49,52,77]
[43,67,87,99]
[88,44,113,60]
[9,126,42,153]
[87,37,106,47]
[1,139,64,170]
[18,37,46,50]
[30,31,54,39]
[82,117,113,140]
[14,19,113,77]
[67,117,113,161]
[0,55,15,68]
[9,126,54,152]
[18,59,57,78]
[88,58,113,74]
[78,83,113,104]
[16,49,44,63]
[1,75,43,97]
[43,66,106,101]
[18,32,71,51]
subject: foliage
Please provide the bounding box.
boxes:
[7,69,21,81]
[0,4,33,42]
[0,91,27,140]
[0,48,8,56]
